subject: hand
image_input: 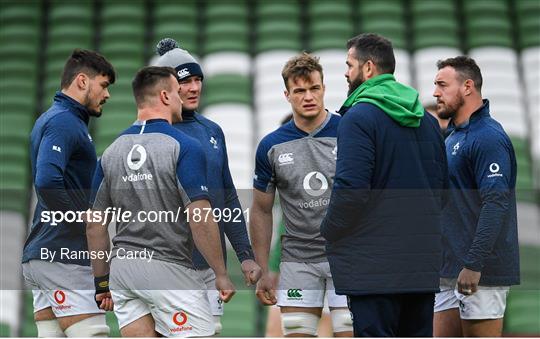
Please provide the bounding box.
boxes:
[457,268,481,295]
[241,259,262,286]
[215,274,236,303]
[255,272,277,306]
[96,292,113,311]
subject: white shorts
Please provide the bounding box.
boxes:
[276,262,347,308]
[109,258,214,337]
[198,268,223,316]
[434,278,510,319]
[22,260,104,317]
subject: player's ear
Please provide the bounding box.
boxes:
[160,89,170,105]
[463,79,474,96]
[75,73,88,91]
[284,90,290,102]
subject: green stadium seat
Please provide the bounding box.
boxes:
[203,75,251,107]
[205,21,249,37]
[463,0,509,14]
[359,0,405,18]
[310,20,353,37]
[467,34,513,50]
[361,21,406,49]
[504,245,540,334]
[309,0,352,17]
[101,2,144,22]
[0,114,34,141]
[152,1,199,57]
[411,0,455,14]
[516,1,539,48]
[413,34,460,51]
[256,38,302,54]
[0,3,40,25]
[203,19,249,53]
[0,323,11,336]
[205,2,248,21]
[256,1,300,20]
[48,2,92,22]
[204,38,249,55]
[0,25,40,44]
[154,1,197,20]
[0,96,35,116]
[220,250,259,336]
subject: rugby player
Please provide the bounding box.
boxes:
[87,66,235,337]
[250,53,353,337]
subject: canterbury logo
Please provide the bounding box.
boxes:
[177,68,190,78]
[287,289,302,298]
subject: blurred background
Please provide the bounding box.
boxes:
[0,0,539,336]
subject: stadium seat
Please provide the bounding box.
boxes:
[413,47,462,106]
[504,245,540,334]
[203,1,249,55]
[470,47,527,140]
[358,0,407,50]
[202,74,251,107]
[43,0,94,107]
[203,52,251,78]
[203,105,254,189]
[254,49,298,141]
[254,0,302,53]
[94,0,146,154]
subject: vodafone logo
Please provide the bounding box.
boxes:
[173,311,188,326]
[303,171,328,197]
[170,311,192,333]
[127,144,147,171]
[488,162,503,178]
[54,290,66,304]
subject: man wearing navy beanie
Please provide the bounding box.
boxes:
[153,38,261,334]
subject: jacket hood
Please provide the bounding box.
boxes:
[341,74,424,127]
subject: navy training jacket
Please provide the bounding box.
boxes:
[321,102,448,295]
[441,99,519,286]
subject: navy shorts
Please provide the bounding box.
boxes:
[347,293,435,337]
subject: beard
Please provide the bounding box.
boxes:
[83,91,104,117]
[437,93,464,120]
[347,73,365,96]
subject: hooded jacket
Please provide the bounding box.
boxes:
[321,74,448,295]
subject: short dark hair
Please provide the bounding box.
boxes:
[60,49,116,89]
[132,66,177,106]
[282,52,324,90]
[346,33,395,74]
[437,56,483,92]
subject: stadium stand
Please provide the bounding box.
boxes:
[0,1,42,335]
[308,0,352,113]
[358,0,411,88]
[411,0,462,105]
[42,0,95,108]
[253,1,300,141]
[94,0,146,155]
[1,0,538,336]
[201,0,253,189]
[152,0,199,58]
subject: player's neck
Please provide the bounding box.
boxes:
[294,110,328,134]
[137,108,171,124]
[454,97,483,126]
[61,88,86,107]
